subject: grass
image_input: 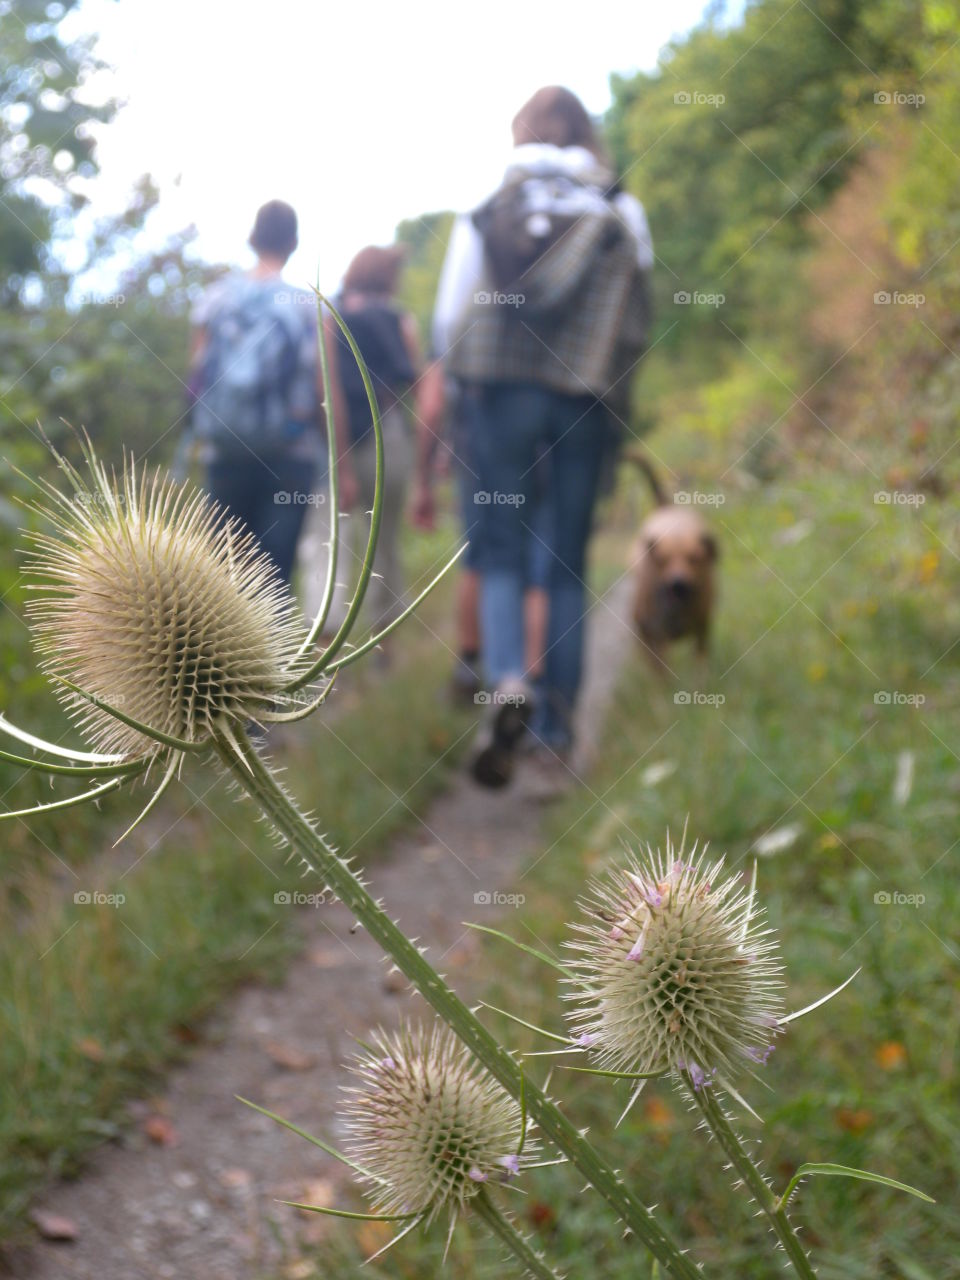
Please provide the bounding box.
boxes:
[0,514,473,1241]
[296,439,960,1279]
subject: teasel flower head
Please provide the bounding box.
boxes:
[22,443,309,762]
[564,832,784,1086]
[342,1023,536,1224]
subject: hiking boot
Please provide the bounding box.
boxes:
[470,679,533,788]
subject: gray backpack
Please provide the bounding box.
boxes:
[193,280,302,455]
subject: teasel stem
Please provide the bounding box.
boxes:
[682,1071,815,1279]
[473,1190,563,1280]
[214,729,701,1280]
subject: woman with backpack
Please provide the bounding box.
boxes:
[431,86,654,789]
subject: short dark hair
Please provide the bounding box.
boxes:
[249,200,298,258]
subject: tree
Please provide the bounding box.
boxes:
[0,0,114,303]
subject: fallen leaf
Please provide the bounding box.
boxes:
[528,1201,555,1229]
[834,1107,874,1134]
[355,1219,394,1255]
[30,1210,77,1242]
[282,1262,316,1280]
[265,1040,316,1071]
[875,1041,907,1071]
[74,1036,105,1063]
[143,1115,180,1146]
[644,1097,675,1130]
[300,1177,334,1207]
[307,945,346,969]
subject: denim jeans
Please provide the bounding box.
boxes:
[466,382,608,750]
[206,452,317,585]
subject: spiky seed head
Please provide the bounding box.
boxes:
[342,1023,535,1223]
[564,833,784,1084]
[23,446,308,759]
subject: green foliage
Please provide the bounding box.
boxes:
[0,0,115,299]
[396,210,454,349]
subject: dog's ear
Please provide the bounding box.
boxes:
[701,532,719,562]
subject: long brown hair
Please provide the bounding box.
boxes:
[511,86,608,164]
[342,244,406,296]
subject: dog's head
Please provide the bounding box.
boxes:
[641,509,717,604]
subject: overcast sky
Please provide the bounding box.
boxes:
[63,0,727,291]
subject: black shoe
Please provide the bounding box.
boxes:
[470,682,532,788]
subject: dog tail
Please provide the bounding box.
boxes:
[623,446,669,506]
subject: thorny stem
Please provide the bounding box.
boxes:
[473,1190,563,1280]
[216,731,702,1280]
[683,1074,816,1280]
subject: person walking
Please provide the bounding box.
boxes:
[189,200,321,585]
[324,245,426,640]
[432,86,653,787]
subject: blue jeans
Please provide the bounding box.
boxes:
[207,453,317,585]
[467,382,608,750]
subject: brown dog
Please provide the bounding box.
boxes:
[626,451,718,670]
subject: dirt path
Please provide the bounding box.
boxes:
[9,577,636,1280]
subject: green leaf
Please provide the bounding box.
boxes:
[463,922,573,975]
[779,1163,935,1211]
